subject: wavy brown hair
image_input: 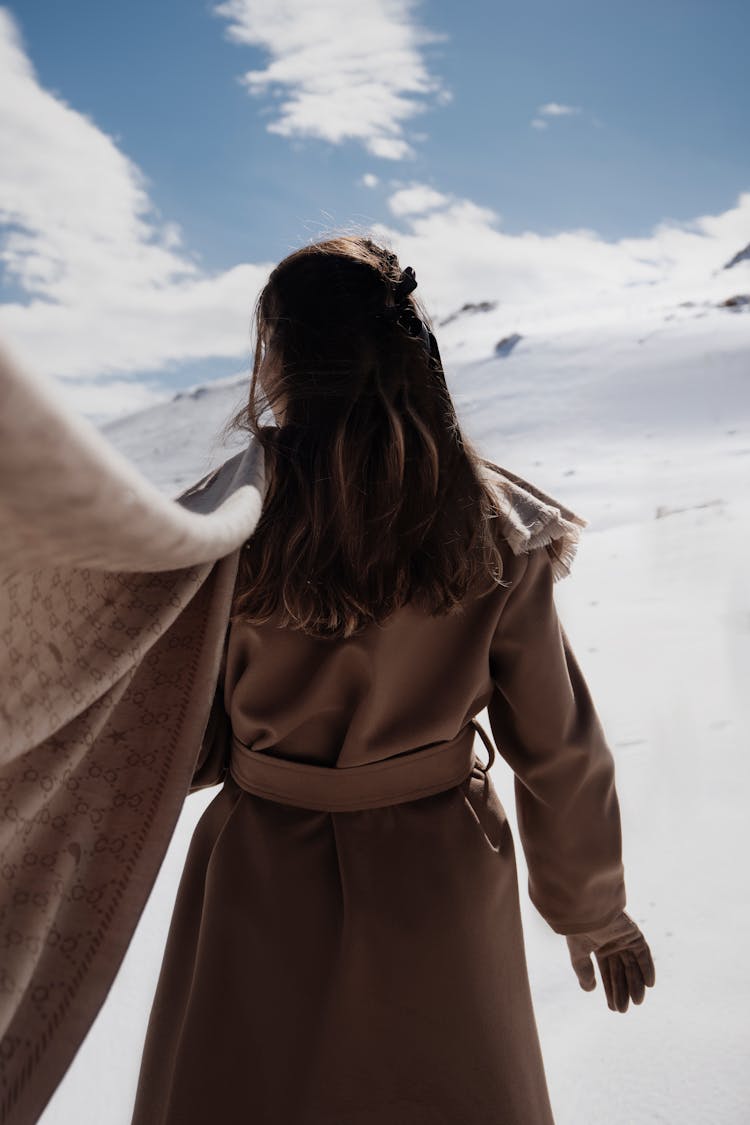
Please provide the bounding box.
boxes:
[220,234,513,639]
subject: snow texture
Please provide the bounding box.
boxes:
[39,296,750,1125]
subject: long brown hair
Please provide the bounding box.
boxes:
[220,234,512,639]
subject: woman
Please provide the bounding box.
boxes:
[131,235,655,1125]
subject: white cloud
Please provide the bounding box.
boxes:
[538,102,581,117]
[212,0,450,160]
[2,6,748,424]
[388,183,450,217]
[361,172,380,188]
[0,8,272,387]
[530,102,585,131]
[54,378,170,425]
[368,185,750,327]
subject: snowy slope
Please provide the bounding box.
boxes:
[40,297,750,1125]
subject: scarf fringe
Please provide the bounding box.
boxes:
[481,460,589,582]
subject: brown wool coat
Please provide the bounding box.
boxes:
[0,341,628,1125]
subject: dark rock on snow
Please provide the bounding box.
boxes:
[723,243,750,270]
[494,333,523,357]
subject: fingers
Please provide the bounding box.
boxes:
[633,941,656,989]
[566,939,597,991]
[610,955,630,1013]
[566,926,656,1010]
[599,948,656,1013]
[622,950,646,1005]
[598,954,617,1011]
[572,951,597,991]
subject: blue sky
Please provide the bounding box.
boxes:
[1,0,749,418]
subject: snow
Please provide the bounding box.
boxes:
[38,295,750,1124]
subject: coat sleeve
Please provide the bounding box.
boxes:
[487,543,628,935]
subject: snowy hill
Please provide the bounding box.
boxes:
[100,293,750,526]
[42,294,750,1125]
[99,369,252,495]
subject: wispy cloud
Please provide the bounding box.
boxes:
[530,101,583,130]
[212,0,451,159]
[360,173,380,189]
[0,8,271,408]
[538,102,581,117]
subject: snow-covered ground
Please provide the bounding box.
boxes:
[39,295,750,1124]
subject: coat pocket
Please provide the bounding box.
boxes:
[459,767,510,853]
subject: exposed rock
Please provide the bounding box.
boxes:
[724,243,750,270]
[174,385,210,401]
[718,294,750,310]
[438,300,498,328]
[494,333,523,357]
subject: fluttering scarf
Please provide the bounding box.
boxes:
[0,339,586,1125]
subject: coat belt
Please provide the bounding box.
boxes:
[228,717,497,812]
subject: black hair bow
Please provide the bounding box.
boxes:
[374,265,449,398]
[377,267,431,352]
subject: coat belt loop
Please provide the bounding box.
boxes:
[470,717,497,774]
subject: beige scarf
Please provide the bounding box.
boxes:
[0,339,586,1125]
